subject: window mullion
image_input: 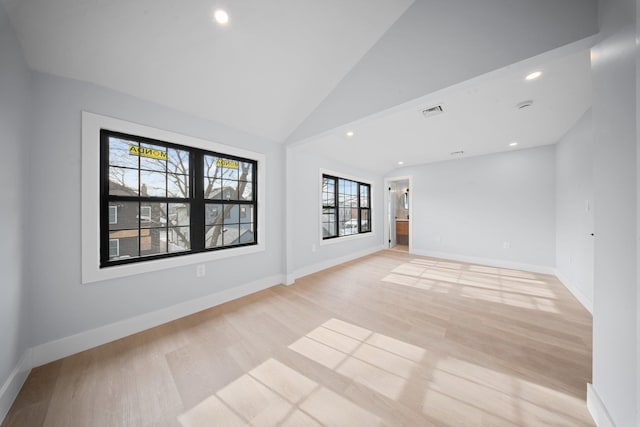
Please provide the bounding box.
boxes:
[191,150,205,252]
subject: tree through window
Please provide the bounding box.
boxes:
[100,130,257,267]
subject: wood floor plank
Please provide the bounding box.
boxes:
[2,251,594,426]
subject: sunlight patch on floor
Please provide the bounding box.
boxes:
[382,260,560,313]
[289,319,427,401]
[178,357,383,427]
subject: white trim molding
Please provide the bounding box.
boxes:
[410,249,555,275]
[289,245,385,284]
[0,274,283,424]
[554,270,593,314]
[30,274,283,368]
[0,350,32,424]
[587,383,616,427]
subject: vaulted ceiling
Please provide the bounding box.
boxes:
[3,0,598,168]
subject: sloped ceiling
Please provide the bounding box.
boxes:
[2,0,598,147]
[1,0,413,141]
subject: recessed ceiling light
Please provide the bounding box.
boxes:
[509,142,518,147]
[397,161,404,165]
[346,131,354,137]
[214,9,229,25]
[525,71,542,81]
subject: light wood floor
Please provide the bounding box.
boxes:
[3,250,594,426]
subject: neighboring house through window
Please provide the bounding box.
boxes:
[101,129,258,267]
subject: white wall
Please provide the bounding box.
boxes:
[397,145,556,270]
[287,147,384,279]
[590,0,638,424]
[555,109,594,310]
[0,4,31,398]
[25,71,285,348]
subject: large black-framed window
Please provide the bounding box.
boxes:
[322,174,371,239]
[100,129,257,267]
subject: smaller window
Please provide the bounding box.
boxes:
[322,174,371,239]
[109,239,120,258]
[140,206,152,222]
[108,205,118,224]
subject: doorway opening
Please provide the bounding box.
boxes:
[385,176,412,252]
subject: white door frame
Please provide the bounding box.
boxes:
[384,175,413,252]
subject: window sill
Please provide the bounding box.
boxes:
[320,232,376,246]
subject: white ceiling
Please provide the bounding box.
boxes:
[1,0,413,141]
[294,48,592,174]
[3,0,596,169]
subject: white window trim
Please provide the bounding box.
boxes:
[318,168,375,246]
[108,205,118,224]
[82,111,266,284]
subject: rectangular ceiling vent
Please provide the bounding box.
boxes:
[420,105,444,118]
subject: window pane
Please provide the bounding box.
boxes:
[167,148,190,174]
[109,137,139,169]
[205,203,222,225]
[239,206,253,224]
[339,207,356,236]
[204,155,221,178]
[168,174,189,198]
[222,180,239,200]
[360,185,369,208]
[108,229,139,259]
[240,223,255,244]
[323,177,335,207]
[168,227,190,252]
[205,225,223,248]
[222,224,240,245]
[109,202,138,230]
[139,143,168,172]
[361,209,370,232]
[240,162,253,181]
[140,170,166,197]
[140,228,167,256]
[204,177,222,199]
[221,162,239,180]
[224,204,240,224]
[109,167,139,196]
[323,207,336,238]
[169,203,190,226]
[240,182,253,201]
[139,202,167,228]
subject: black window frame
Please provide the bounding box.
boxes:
[100,129,258,268]
[322,174,371,240]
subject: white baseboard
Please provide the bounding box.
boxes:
[554,270,593,314]
[1,274,284,425]
[0,349,32,424]
[30,274,284,368]
[409,249,555,275]
[289,245,386,283]
[587,383,616,427]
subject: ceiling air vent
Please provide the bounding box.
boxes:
[517,100,533,109]
[420,105,444,118]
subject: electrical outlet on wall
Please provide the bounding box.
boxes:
[196,264,206,277]
[503,241,510,249]
[311,244,317,252]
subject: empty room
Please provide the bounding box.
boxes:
[1,0,637,426]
